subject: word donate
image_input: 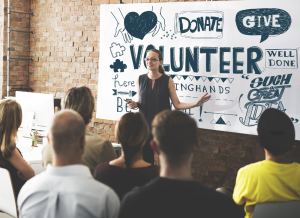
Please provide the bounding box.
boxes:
[235,8,291,43]
[266,49,298,69]
[174,11,223,39]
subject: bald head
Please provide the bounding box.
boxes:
[50,110,85,159]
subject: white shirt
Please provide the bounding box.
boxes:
[18,164,120,218]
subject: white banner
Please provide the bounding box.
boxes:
[97,0,300,139]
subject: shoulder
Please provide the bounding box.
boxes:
[85,131,112,148]
[18,172,49,204]
[237,160,265,176]
[123,177,159,200]
[138,73,148,82]
[139,73,148,78]
[94,162,111,174]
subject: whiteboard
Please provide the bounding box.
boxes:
[97,0,300,139]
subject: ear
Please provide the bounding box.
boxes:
[47,133,50,144]
[150,140,160,155]
[79,135,86,152]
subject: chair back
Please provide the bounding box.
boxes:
[252,201,300,218]
[0,168,18,218]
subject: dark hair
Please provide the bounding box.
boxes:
[116,112,149,169]
[0,100,22,166]
[148,49,166,75]
[152,110,197,167]
[257,108,295,155]
[63,86,94,125]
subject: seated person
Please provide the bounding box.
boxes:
[0,100,35,198]
[93,112,159,200]
[42,86,116,174]
[233,108,300,218]
[18,110,120,218]
[119,110,241,218]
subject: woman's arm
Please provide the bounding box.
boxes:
[7,148,35,180]
[169,78,211,110]
[127,77,140,109]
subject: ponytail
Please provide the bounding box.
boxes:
[158,65,166,75]
[122,144,141,169]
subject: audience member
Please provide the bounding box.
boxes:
[18,110,120,218]
[233,108,300,218]
[94,112,159,200]
[42,86,116,174]
[119,110,242,218]
[0,100,35,198]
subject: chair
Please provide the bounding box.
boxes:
[252,201,300,218]
[0,168,18,218]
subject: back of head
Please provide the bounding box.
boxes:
[63,86,94,125]
[116,112,149,169]
[257,108,295,155]
[0,100,22,165]
[152,110,197,167]
[50,110,85,159]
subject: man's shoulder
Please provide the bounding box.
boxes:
[238,160,265,175]
[120,178,240,218]
[19,171,115,199]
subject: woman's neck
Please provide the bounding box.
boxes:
[148,70,161,78]
[109,152,151,168]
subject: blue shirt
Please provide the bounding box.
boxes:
[18,164,120,218]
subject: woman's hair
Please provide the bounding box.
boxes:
[148,49,166,75]
[63,86,95,125]
[115,112,149,169]
[0,100,22,166]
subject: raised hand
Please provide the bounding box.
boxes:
[195,93,211,107]
[126,100,138,109]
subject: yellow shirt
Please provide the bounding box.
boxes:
[233,160,300,218]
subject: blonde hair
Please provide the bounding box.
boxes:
[63,86,95,125]
[148,49,166,75]
[0,100,22,166]
[116,112,149,169]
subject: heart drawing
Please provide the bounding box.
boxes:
[124,11,157,40]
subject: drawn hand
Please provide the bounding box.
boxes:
[150,7,165,37]
[195,93,211,107]
[126,100,138,109]
[114,22,133,43]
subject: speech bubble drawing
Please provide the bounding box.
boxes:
[236,9,291,43]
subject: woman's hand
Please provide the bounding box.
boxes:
[126,100,138,109]
[195,93,211,107]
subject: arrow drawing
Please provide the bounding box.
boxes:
[112,89,137,97]
[204,111,237,116]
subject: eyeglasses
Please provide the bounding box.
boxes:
[144,58,159,62]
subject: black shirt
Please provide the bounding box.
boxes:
[93,162,159,200]
[139,73,171,164]
[119,177,242,218]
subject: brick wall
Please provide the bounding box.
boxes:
[1,0,300,189]
[0,0,4,98]
[1,0,31,98]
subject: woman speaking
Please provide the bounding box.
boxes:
[126,49,211,164]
